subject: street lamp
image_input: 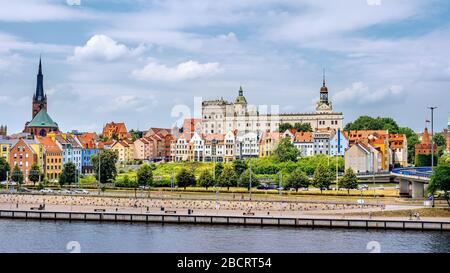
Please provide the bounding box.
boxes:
[97,152,101,195]
[428,107,437,168]
[249,160,252,200]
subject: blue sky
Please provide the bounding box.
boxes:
[0,0,449,134]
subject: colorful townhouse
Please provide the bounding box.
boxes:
[9,138,39,183]
[77,133,100,174]
[102,122,129,141]
[293,132,314,157]
[344,142,381,173]
[144,128,174,161]
[0,138,18,161]
[389,134,408,167]
[111,140,134,163]
[329,129,349,157]
[204,134,225,162]
[172,133,191,162]
[54,134,72,167]
[134,137,151,160]
[66,135,83,174]
[313,129,333,155]
[224,131,236,162]
[259,132,280,158]
[348,130,392,171]
[189,132,205,162]
[37,136,62,182]
[235,131,259,159]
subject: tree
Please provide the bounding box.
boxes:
[233,159,248,177]
[238,169,260,189]
[274,138,299,162]
[92,150,118,184]
[398,127,420,164]
[339,168,358,194]
[219,165,237,190]
[429,158,450,207]
[214,162,224,179]
[278,123,293,132]
[344,116,399,134]
[28,163,41,185]
[312,164,333,193]
[415,154,438,167]
[176,168,196,190]
[130,130,143,142]
[11,165,24,185]
[294,123,313,132]
[284,168,310,192]
[198,170,214,189]
[433,133,446,147]
[0,157,10,181]
[137,164,153,186]
[59,162,77,186]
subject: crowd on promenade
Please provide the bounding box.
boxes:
[0,194,382,213]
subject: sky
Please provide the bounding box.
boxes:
[0,0,449,134]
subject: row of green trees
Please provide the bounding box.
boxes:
[173,162,359,194]
[278,123,313,133]
[0,157,42,185]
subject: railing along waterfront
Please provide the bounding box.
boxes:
[0,209,448,231]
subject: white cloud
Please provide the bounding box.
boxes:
[0,0,95,22]
[69,35,145,62]
[132,60,222,81]
[333,82,404,106]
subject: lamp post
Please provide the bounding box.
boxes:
[97,152,101,195]
[428,107,437,168]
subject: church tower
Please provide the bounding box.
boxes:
[316,70,333,113]
[32,57,47,119]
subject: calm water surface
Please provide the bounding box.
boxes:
[0,219,449,253]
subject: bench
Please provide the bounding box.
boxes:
[94,209,106,212]
[165,210,177,214]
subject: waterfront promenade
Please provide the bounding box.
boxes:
[0,193,447,223]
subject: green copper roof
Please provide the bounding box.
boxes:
[235,86,247,104]
[27,109,58,128]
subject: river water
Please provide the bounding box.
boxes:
[0,219,449,253]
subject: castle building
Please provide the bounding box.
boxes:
[415,127,437,155]
[201,75,344,136]
[23,58,59,137]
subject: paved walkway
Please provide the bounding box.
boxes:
[2,202,446,223]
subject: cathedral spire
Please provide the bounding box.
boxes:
[35,56,45,101]
[38,55,42,75]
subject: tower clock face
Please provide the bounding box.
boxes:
[321,93,327,101]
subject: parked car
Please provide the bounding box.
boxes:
[39,188,53,193]
[256,184,269,190]
[60,189,73,195]
[72,189,89,195]
[18,187,32,193]
[358,184,369,190]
